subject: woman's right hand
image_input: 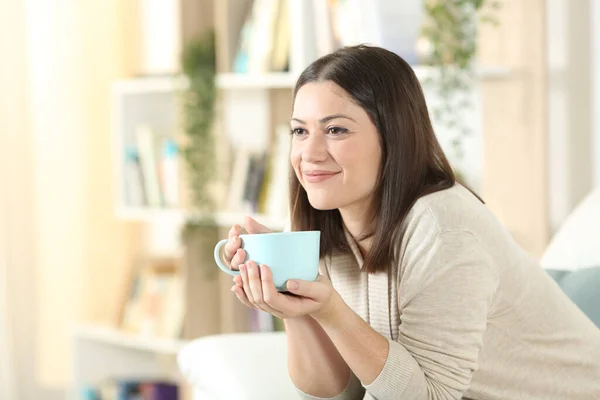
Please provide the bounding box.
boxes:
[222,216,272,270]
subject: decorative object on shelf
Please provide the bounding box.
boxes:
[138,0,182,75]
[334,0,424,65]
[419,0,500,165]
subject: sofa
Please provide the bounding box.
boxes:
[178,189,600,400]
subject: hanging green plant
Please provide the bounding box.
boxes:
[420,0,500,163]
[179,30,218,240]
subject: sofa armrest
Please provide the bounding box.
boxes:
[177,332,297,400]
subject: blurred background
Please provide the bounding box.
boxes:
[1,0,599,399]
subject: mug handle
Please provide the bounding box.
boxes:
[214,239,241,276]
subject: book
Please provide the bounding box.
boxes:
[270,0,291,71]
[120,258,183,340]
[242,152,268,213]
[135,125,163,208]
[123,146,147,207]
[263,125,292,218]
[97,379,179,400]
[233,0,290,73]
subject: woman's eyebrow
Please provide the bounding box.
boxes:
[291,114,357,124]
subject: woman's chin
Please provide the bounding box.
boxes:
[307,195,341,211]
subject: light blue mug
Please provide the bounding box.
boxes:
[213,231,321,291]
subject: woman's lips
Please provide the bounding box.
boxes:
[303,171,340,183]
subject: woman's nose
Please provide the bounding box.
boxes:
[301,133,328,162]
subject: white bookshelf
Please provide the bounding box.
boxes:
[110,74,291,228]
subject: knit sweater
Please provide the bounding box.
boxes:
[295,184,600,400]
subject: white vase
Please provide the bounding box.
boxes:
[357,0,424,64]
[138,0,182,75]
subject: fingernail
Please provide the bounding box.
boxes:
[230,286,236,292]
[287,280,299,290]
[239,264,246,272]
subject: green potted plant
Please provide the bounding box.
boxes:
[177,30,225,338]
[420,0,500,177]
[179,30,220,281]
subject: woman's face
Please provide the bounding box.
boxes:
[290,81,382,215]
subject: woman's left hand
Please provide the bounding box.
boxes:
[231,260,340,320]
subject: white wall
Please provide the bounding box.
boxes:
[0,177,16,400]
[0,1,40,398]
[546,0,594,232]
[593,0,600,188]
[0,1,141,394]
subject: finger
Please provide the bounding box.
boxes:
[243,265,284,318]
[231,285,253,308]
[223,234,241,263]
[286,274,329,300]
[228,224,243,239]
[230,248,247,270]
[259,265,282,308]
[233,275,243,287]
[260,265,313,317]
[246,261,265,307]
[233,279,283,318]
[244,216,272,234]
[239,263,254,303]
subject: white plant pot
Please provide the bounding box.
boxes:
[357,0,424,64]
[138,0,182,75]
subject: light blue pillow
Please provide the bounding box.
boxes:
[546,267,600,328]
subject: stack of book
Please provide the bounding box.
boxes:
[225,124,291,218]
[81,380,178,400]
[123,126,180,210]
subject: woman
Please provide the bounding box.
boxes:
[222,45,600,399]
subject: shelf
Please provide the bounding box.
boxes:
[112,76,188,95]
[412,65,512,80]
[113,65,512,95]
[74,324,188,355]
[213,212,288,231]
[117,207,288,231]
[116,207,187,222]
[216,72,297,89]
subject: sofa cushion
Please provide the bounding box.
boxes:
[546,266,600,327]
[541,189,600,270]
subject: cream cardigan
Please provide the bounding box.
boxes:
[296,184,600,400]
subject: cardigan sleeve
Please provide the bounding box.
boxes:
[365,231,499,400]
[296,373,366,400]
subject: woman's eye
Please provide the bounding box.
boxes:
[327,126,348,135]
[290,128,306,136]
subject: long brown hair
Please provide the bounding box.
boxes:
[290,45,458,274]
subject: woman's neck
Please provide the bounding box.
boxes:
[339,206,374,257]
